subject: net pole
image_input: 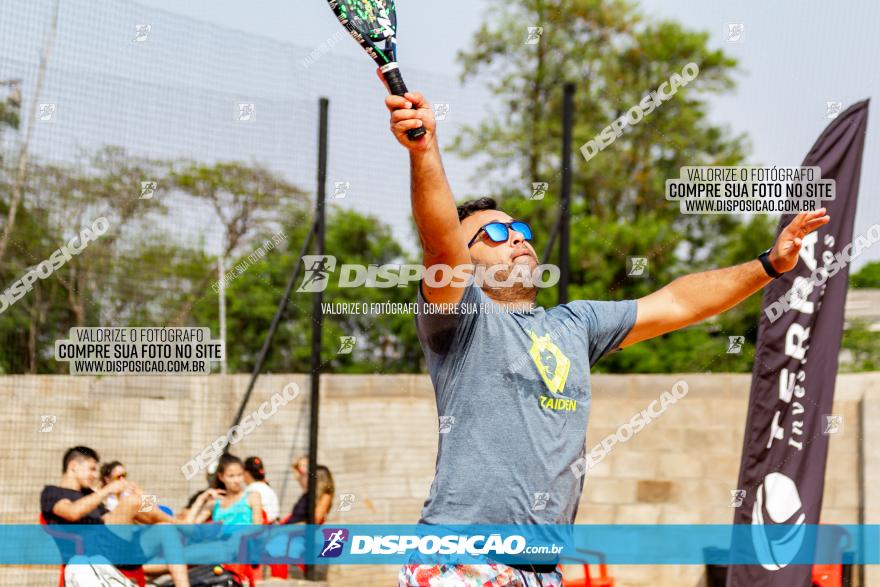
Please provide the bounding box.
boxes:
[218,256,227,375]
[305,96,329,579]
[225,219,317,432]
[558,82,574,305]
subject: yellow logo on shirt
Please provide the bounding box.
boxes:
[527,330,571,395]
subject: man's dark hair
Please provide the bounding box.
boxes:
[457,197,497,222]
[62,446,100,473]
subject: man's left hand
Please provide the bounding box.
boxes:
[769,208,831,273]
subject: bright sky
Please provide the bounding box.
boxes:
[131,0,880,268]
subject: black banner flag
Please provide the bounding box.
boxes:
[728,100,870,586]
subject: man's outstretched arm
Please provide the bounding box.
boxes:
[384,84,470,305]
[50,480,125,522]
[620,208,830,348]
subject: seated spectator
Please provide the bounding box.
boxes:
[102,460,175,518]
[284,456,334,524]
[186,453,262,531]
[179,459,218,522]
[40,446,191,587]
[244,456,280,522]
[182,454,263,568]
[269,459,335,582]
[99,460,126,511]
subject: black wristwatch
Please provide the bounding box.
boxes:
[758,248,783,279]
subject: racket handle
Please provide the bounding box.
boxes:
[383,66,426,141]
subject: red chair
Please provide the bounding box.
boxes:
[269,512,327,580]
[224,510,268,586]
[812,564,843,587]
[269,514,293,580]
[561,548,614,587]
[117,566,146,586]
[811,523,853,587]
[39,514,146,587]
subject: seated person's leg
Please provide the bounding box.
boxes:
[135,505,176,525]
[105,490,177,525]
[103,493,141,525]
[137,524,190,587]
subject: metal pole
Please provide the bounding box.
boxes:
[305,97,329,580]
[558,82,574,305]
[218,256,227,375]
[541,212,562,267]
[226,220,316,431]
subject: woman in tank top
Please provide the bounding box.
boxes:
[187,454,263,536]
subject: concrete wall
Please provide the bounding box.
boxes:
[1,373,877,586]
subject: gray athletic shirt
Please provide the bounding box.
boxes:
[415,282,637,525]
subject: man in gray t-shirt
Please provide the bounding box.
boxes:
[381,82,830,586]
[416,280,636,527]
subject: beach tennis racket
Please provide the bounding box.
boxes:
[325,0,425,141]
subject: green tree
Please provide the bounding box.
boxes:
[455,0,769,372]
[0,151,314,374]
[168,161,307,325]
[0,82,20,136]
[0,148,421,374]
[841,262,880,372]
[0,148,175,372]
[850,261,880,288]
[191,208,422,374]
[840,320,880,372]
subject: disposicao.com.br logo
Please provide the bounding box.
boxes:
[319,528,348,558]
[297,255,560,293]
[329,531,561,557]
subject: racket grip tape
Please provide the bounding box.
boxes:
[383,67,426,141]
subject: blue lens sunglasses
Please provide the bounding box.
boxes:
[467,221,533,248]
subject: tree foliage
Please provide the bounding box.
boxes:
[840,320,880,372]
[0,147,421,375]
[453,0,768,372]
[0,82,20,136]
[840,262,880,371]
[191,208,422,374]
[850,261,880,288]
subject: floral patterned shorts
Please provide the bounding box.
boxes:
[397,563,563,587]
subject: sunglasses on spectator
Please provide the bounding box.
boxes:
[467,221,533,248]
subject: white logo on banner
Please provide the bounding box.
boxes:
[750,472,806,571]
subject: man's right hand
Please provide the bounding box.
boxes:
[103,478,127,495]
[379,72,469,307]
[382,82,436,151]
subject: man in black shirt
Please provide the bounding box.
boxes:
[40,446,191,587]
[41,447,131,525]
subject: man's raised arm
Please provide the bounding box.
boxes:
[51,480,124,522]
[383,85,470,305]
[620,208,831,348]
